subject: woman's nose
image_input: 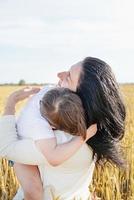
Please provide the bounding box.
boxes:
[57,72,62,78]
[57,72,66,80]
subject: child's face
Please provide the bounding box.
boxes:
[57,62,82,92]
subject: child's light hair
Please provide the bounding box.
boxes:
[40,88,87,140]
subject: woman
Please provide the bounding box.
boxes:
[0,57,126,199]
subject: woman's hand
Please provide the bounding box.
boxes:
[85,124,97,142]
[4,87,40,115]
[7,87,40,104]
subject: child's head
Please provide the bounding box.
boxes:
[40,88,86,140]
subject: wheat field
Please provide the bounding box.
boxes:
[0,85,134,200]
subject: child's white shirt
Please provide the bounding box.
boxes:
[17,85,55,141]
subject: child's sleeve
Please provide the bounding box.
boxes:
[17,85,55,140]
[27,118,56,141]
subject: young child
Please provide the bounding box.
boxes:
[14,86,97,200]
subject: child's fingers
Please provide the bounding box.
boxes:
[87,124,97,133]
[86,124,97,140]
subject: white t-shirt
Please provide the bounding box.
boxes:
[17,85,55,141]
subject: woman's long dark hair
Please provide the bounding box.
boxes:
[76,57,126,167]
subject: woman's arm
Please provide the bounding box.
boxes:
[0,115,47,165]
[0,87,49,165]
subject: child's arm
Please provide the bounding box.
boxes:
[35,124,97,166]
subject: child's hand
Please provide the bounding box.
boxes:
[85,124,97,141]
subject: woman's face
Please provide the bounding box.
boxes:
[57,62,82,92]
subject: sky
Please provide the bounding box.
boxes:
[0,0,134,84]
